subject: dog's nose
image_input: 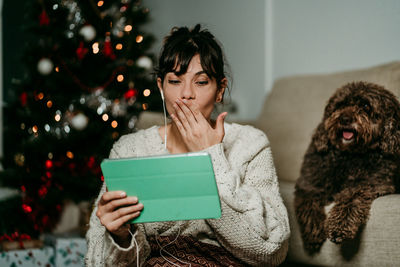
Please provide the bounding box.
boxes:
[340,115,352,124]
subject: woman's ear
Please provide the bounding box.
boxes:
[216,78,227,103]
[157,77,164,99]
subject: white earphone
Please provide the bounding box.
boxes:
[160,90,167,150]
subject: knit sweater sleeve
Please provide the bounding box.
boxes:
[204,127,290,266]
[85,135,151,267]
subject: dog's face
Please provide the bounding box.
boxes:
[322,82,400,152]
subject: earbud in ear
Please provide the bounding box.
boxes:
[160,90,165,100]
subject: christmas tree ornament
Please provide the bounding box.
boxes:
[39,10,50,26]
[111,100,127,117]
[76,41,89,60]
[14,153,25,167]
[70,113,89,130]
[37,58,54,75]
[103,37,116,60]
[124,88,138,99]
[136,56,152,70]
[19,92,28,106]
[128,116,137,129]
[79,25,96,42]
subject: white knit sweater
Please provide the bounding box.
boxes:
[85,123,290,266]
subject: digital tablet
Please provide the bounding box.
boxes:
[100,152,221,223]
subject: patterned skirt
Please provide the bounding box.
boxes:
[144,235,248,267]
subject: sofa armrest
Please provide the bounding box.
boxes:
[279,180,400,266]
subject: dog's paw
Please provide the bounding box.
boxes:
[328,229,350,244]
[303,240,324,255]
[327,219,357,244]
[301,230,326,254]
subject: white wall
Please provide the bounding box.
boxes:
[143,0,268,121]
[273,0,400,80]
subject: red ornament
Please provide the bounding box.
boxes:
[103,37,116,60]
[39,10,50,26]
[101,175,104,181]
[87,156,96,168]
[76,41,89,60]
[38,186,48,198]
[42,215,49,226]
[22,204,32,213]
[45,159,53,169]
[20,92,28,106]
[124,88,138,99]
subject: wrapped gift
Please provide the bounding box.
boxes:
[0,246,55,267]
[45,235,86,267]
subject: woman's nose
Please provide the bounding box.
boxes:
[181,83,195,100]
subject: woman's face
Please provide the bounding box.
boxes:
[157,54,225,121]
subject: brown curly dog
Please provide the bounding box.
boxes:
[294,81,400,255]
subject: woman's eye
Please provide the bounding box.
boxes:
[363,103,371,112]
[168,80,180,84]
[196,80,209,86]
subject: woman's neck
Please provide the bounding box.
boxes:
[159,123,189,154]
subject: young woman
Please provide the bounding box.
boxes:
[86,24,290,267]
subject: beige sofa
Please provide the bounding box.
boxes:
[136,61,400,266]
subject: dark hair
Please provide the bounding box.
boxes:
[155,24,228,92]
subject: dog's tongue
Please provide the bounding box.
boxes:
[343,131,354,140]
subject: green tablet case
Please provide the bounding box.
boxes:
[100,152,221,223]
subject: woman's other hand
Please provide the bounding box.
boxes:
[96,190,143,245]
[171,98,227,151]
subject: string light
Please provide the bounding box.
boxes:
[117,75,124,82]
[55,67,60,72]
[142,103,148,110]
[116,43,123,50]
[66,151,74,159]
[97,1,104,7]
[47,100,53,108]
[37,92,44,100]
[32,125,38,133]
[124,25,132,32]
[143,89,151,97]
[92,42,99,54]
[55,114,61,122]
[102,114,109,121]
[48,152,53,159]
[44,124,50,132]
[136,35,143,43]
[20,123,26,130]
[111,120,118,128]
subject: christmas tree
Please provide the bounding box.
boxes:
[0,0,161,240]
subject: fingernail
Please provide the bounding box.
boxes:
[120,192,126,197]
[132,197,138,202]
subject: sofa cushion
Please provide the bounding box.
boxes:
[279,180,400,266]
[256,61,400,183]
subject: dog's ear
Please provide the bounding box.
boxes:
[380,117,400,155]
[312,122,330,152]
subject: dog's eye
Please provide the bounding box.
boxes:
[363,104,371,112]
